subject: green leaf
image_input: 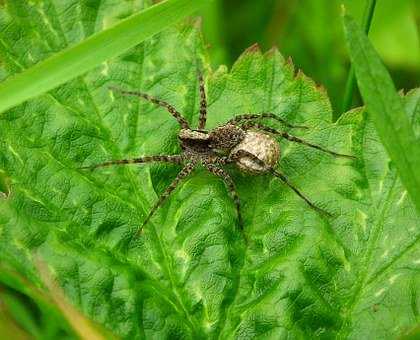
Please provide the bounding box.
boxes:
[343,13,420,214]
[0,0,209,115]
[0,1,419,339]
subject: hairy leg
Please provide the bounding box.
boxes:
[229,113,308,129]
[204,163,243,229]
[230,149,331,216]
[271,169,332,216]
[138,162,196,234]
[109,86,190,129]
[80,155,184,170]
[241,122,355,159]
[197,73,208,130]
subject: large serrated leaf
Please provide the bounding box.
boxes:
[0,1,419,339]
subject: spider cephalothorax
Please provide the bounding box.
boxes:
[87,74,354,234]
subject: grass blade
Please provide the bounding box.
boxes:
[0,0,210,114]
[343,13,420,213]
[341,0,377,114]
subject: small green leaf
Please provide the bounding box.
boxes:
[0,0,209,114]
[343,13,420,213]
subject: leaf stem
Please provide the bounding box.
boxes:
[341,0,377,114]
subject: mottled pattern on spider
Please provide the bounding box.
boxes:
[85,74,354,234]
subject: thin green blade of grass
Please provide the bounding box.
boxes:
[341,0,377,115]
[0,0,210,115]
[343,13,420,213]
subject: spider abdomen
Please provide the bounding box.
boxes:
[231,131,280,174]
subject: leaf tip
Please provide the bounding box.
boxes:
[284,55,296,74]
[266,45,279,57]
[296,68,304,79]
[244,43,261,54]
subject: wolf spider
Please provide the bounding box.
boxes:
[83,74,354,234]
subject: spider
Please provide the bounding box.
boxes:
[83,73,354,235]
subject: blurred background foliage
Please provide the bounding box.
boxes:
[200,0,419,117]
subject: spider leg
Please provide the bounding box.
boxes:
[138,162,196,235]
[80,155,184,170]
[271,169,332,217]
[229,113,308,129]
[217,156,234,165]
[230,150,331,216]
[204,163,243,229]
[241,122,355,159]
[197,72,208,130]
[109,86,190,129]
